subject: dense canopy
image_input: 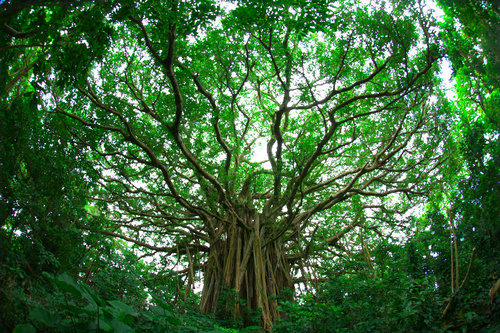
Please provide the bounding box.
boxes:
[1,0,499,332]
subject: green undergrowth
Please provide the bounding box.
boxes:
[9,268,500,333]
[12,272,226,333]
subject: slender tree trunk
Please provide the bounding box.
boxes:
[200,209,293,330]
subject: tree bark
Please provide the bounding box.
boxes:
[200,207,293,330]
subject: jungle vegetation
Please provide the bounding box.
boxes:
[1,0,499,332]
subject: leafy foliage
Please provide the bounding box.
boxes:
[435,0,500,330]
[2,0,500,331]
[0,89,98,330]
[13,272,225,333]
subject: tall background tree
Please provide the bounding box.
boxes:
[433,0,500,328]
[0,1,158,330]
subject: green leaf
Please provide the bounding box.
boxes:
[108,300,139,317]
[79,282,106,307]
[149,306,182,326]
[88,318,113,332]
[150,293,173,312]
[104,316,136,333]
[149,305,167,317]
[44,272,106,307]
[44,272,82,298]
[29,306,61,327]
[13,324,36,333]
[106,301,137,325]
[64,303,98,316]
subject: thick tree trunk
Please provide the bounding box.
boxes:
[200,210,293,330]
